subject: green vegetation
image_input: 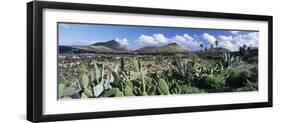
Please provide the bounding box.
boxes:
[58,49,258,99]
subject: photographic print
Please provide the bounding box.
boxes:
[58,22,259,100]
[27,1,272,121]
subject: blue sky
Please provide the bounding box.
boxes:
[58,23,258,51]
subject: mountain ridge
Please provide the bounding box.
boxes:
[136,42,188,54]
[59,40,189,54]
[91,40,131,52]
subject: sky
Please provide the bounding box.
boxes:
[58,23,259,51]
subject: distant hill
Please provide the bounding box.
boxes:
[59,40,131,53]
[204,47,230,53]
[136,43,188,54]
[192,47,230,59]
[193,47,259,61]
[91,40,131,52]
[71,45,115,53]
[59,46,81,53]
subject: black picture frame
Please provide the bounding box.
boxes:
[27,1,273,122]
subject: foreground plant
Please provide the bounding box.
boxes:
[220,52,242,68]
[58,53,257,99]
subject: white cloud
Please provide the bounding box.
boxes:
[136,33,201,50]
[135,32,258,51]
[173,35,186,42]
[153,33,168,43]
[172,34,200,48]
[202,33,216,44]
[137,33,169,45]
[233,32,258,48]
[218,35,233,41]
[217,32,258,51]
[217,35,236,51]
[115,38,129,45]
[183,34,194,41]
[230,31,240,35]
[137,34,159,45]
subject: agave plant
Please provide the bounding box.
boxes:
[89,63,116,97]
[220,52,242,68]
[173,59,194,85]
[70,63,116,98]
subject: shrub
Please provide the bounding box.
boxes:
[226,64,258,88]
[199,74,226,89]
[237,80,258,91]
[246,56,258,64]
[226,67,247,88]
[181,86,205,94]
[187,53,200,60]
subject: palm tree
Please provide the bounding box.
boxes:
[247,47,251,51]
[200,44,204,51]
[243,44,247,49]
[215,40,219,48]
[210,44,214,49]
[239,45,247,56]
[241,44,249,61]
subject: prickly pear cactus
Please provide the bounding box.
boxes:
[158,79,170,95]
[81,93,88,98]
[147,85,156,95]
[116,91,124,97]
[58,83,65,98]
[81,74,89,89]
[124,86,134,96]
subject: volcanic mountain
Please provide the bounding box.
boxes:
[59,40,131,53]
[59,41,188,54]
[91,40,131,52]
[136,43,188,54]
